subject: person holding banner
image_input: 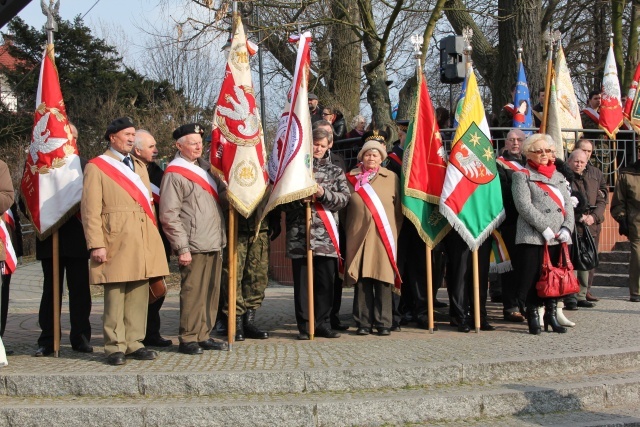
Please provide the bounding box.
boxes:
[82,117,170,365]
[160,123,228,355]
[285,128,350,340]
[512,134,574,335]
[133,130,173,348]
[344,131,403,336]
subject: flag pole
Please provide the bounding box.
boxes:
[539,29,555,134]
[43,0,61,358]
[472,249,480,333]
[227,206,237,351]
[426,245,434,333]
[306,200,315,340]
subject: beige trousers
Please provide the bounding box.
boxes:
[103,280,148,355]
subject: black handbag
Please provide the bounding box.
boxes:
[571,224,599,271]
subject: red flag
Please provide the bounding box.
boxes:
[623,61,640,133]
[20,44,83,238]
[599,43,624,139]
[210,14,268,218]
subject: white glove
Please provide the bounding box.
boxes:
[570,196,579,208]
[556,227,571,243]
[542,227,555,243]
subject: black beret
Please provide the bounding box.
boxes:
[104,117,135,141]
[361,129,388,145]
[173,123,205,140]
[396,120,409,132]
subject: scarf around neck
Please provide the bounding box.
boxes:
[527,159,556,179]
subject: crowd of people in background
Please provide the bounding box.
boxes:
[1,86,638,366]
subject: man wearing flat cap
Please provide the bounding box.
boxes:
[160,123,228,354]
[81,117,170,366]
[308,93,324,124]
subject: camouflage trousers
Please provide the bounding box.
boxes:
[220,230,270,316]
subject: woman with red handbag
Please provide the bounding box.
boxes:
[512,134,575,335]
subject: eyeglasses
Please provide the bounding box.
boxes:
[506,138,524,142]
[528,148,552,154]
[322,112,331,116]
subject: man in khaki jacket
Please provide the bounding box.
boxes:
[160,123,227,355]
[82,117,170,366]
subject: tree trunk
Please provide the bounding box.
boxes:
[612,0,625,89]
[623,0,640,91]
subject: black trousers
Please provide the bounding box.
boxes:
[329,225,347,326]
[499,224,522,314]
[516,243,563,307]
[38,257,92,348]
[0,274,10,337]
[292,256,336,333]
[145,296,165,340]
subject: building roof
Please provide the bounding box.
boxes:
[0,43,18,70]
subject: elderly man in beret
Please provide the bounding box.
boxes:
[81,117,170,366]
[160,123,228,354]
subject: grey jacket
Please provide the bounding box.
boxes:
[159,153,227,254]
[512,165,574,246]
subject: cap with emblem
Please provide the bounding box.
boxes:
[104,117,135,141]
[173,123,205,140]
[396,120,409,132]
[361,129,388,146]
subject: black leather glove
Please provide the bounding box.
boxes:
[268,211,282,241]
[619,217,630,237]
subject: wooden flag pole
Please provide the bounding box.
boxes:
[472,249,481,333]
[539,35,554,134]
[227,206,237,351]
[306,201,315,340]
[426,245,435,333]
[52,230,60,357]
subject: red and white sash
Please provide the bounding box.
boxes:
[165,157,219,203]
[387,151,402,167]
[0,218,17,275]
[89,155,156,226]
[346,173,402,289]
[151,183,160,205]
[503,103,516,115]
[496,156,526,172]
[514,168,566,216]
[582,107,599,123]
[314,201,343,272]
[2,209,15,230]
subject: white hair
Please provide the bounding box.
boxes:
[134,129,153,150]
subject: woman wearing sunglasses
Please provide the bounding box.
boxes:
[512,134,574,335]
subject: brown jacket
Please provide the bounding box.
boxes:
[0,160,15,262]
[159,153,227,254]
[571,163,608,237]
[343,166,402,286]
[81,150,169,285]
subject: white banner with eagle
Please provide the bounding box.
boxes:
[210,14,268,218]
[20,44,83,238]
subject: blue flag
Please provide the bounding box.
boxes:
[452,77,467,130]
[512,60,533,134]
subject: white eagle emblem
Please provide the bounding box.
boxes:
[217,86,260,137]
[30,112,69,163]
[454,150,493,179]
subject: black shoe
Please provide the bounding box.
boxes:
[315,325,341,338]
[390,324,401,332]
[577,300,595,308]
[377,327,391,336]
[356,327,371,335]
[72,342,94,353]
[143,336,173,347]
[5,349,14,356]
[33,345,54,357]
[480,321,496,331]
[244,309,269,339]
[198,338,228,351]
[630,296,640,302]
[214,318,228,335]
[416,318,439,331]
[235,315,245,341]
[107,352,126,366]
[564,302,578,310]
[433,299,448,308]
[179,342,203,355]
[331,322,350,331]
[127,347,157,360]
[297,332,310,340]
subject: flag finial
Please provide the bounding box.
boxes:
[517,39,523,61]
[411,34,423,58]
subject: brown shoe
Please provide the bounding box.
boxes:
[586,292,599,302]
[503,312,526,322]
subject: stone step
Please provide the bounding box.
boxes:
[614,241,631,252]
[595,261,629,275]
[599,251,630,263]
[1,370,639,426]
[593,273,628,287]
[3,349,640,398]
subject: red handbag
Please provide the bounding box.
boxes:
[536,243,580,298]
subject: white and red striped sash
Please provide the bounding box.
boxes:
[346,173,402,289]
[496,156,526,172]
[514,167,566,216]
[164,157,219,203]
[0,218,17,274]
[2,209,15,230]
[582,107,599,123]
[89,155,156,226]
[151,183,160,205]
[314,201,343,272]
